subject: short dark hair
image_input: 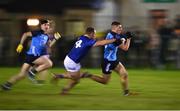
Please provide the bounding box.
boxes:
[85,27,95,34]
[111,21,120,26]
[39,19,49,25]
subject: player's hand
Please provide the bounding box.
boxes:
[126,31,133,39]
[16,44,23,53]
[121,38,126,44]
[54,32,61,40]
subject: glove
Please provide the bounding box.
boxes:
[54,32,61,40]
[16,44,23,53]
[126,31,133,39]
[114,38,122,46]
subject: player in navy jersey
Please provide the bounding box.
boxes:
[1,19,61,90]
[81,21,133,96]
[51,27,120,94]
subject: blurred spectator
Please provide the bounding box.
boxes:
[147,28,161,68]
[173,15,180,69]
[0,33,3,59]
[130,30,149,67]
[158,18,174,68]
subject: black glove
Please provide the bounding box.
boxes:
[114,38,122,46]
[126,31,133,39]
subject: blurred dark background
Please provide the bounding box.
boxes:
[0,0,180,69]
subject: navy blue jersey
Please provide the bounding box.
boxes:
[27,30,49,56]
[104,32,125,61]
[68,35,96,63]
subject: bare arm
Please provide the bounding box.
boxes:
[49,32,61,47]
[19,32,32,45]
[119,38,131,51]
[16,31,32,53]
[49,39,57,47]
[93,39,116,47]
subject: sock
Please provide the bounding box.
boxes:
[2,81,13,89]
[124,89,129,95]
[56,74,64,78]
[30,68,37,75]
[5,82,13,87]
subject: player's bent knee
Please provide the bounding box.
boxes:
[101,76,110,84]
[71,75,80,80]
[101,79,109,84]
[102,81,109,84]
[74,80,80,84]
[122,73,128,79]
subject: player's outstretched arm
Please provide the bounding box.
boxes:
[16,32,32,53]
[93,38,116,47]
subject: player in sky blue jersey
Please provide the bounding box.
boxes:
[34,20,61,85]
[51,27,118,94]
[1,19,61,90]
[81,21,133,96]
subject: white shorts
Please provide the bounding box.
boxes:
[64,56,81,72]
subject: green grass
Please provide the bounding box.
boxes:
[0,67,180,110]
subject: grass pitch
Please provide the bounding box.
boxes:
[0,67,180,110]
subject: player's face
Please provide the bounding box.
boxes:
[41,23,50,33]
[91,30,96,39]
[117,25,123,34]
[47,27,54,34]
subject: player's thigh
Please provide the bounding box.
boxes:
[33,55,52,65]
[114,63,128,76]
[64,56,81,73]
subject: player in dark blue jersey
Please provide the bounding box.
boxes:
[81,21,132,96]
[51,27,118,94]
[1,19,61,90]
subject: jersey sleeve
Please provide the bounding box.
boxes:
[31,30,43,37]
[88,39,96,46]
[106,33,114,40]
[105,33,116,48]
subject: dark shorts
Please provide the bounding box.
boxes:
[24,54,40,66]
[101,59,119,74]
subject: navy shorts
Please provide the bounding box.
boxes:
[24,54,40,66]
[101,59,119,74]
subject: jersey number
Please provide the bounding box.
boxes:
[75,40,82,48]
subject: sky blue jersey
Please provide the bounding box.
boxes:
[27,30,49,56]
[68,35,96,63]
[104,31,125,61]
